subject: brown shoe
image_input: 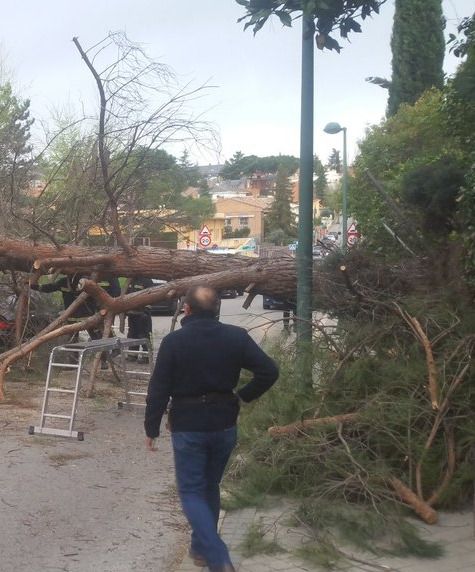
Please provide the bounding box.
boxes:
[208,564,236,572]
[189,550,206,567]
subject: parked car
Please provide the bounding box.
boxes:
[149,279,182,315]
[219,288,238,299]
[312,246,326,259]
[262,296,287,310]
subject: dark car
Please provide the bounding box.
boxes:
[262,296,287,310]
[149,279,182,315]
[313,245,329,260]
[219,288,238,299]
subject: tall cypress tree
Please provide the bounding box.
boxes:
[265,165,296,240]
[388,0,445,116]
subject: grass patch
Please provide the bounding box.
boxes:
[240,520,284,558]
[297,500,444,559]
[296,540,342,570]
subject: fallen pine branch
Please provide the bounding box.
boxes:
[268,413,359,438]
[390,477,438,524]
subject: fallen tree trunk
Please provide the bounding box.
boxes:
[268,413,359,438]
[0,237,306,301]
[0,238,256,278]
[0,236,350,399]
[0,261,300,399]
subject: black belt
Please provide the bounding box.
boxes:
[172,392,236,405]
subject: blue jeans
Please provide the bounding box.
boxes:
[172,426,237,568]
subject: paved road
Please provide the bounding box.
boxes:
[151,295,287,345]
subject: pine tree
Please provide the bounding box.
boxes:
[0,82,33,233]
[265,165,296,241]
[178,149,200,187]
[0,82,33,178]
[327,149,342,174]
[388,0,445,116]
[313,155,327,202]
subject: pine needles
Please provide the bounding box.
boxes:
[225,265,474,560]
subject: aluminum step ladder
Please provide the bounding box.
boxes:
[29,337,123,440]
[117,337,154,409]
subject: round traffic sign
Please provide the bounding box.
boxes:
[347,234,358,247]
[199,235,211,247]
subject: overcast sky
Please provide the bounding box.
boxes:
[1,0,473,166]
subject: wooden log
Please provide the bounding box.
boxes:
[268,413,359,438]
[390,477,438,524]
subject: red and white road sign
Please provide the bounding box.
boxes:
[199,234,211,248]
[198,224,212,248]
[347,222,359,247]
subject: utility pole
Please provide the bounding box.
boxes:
[296,14,314,385]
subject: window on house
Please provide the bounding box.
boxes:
[225,218,232,226]
[239,217,249,226]
[133,236,150,247]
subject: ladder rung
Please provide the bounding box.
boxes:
[44,413,72,420]
[47,388,75,394]
[127,391,147,396]
[125,370,150,376]
[51,363,79,369]
[127,402,146,407]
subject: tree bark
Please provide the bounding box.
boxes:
[268,413,359,438]
[390,477,438,524]
[0,257,299,399]
[0,237,305,301]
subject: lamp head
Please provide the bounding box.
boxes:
[323,122,343,134]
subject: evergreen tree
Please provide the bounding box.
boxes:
[198,177,211,197]
[220,151,300,179]
[0,82,33,233]
[179,150,200,187]
[313,155,327,201]
[388,0,445,116]
[327,148,342,174]
[0,82,33,180]
[265,165,296,240]
[220,150,247,179]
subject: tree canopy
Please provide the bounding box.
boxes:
[327,148,342,174]
[220,151,299,179]
[313,154,327,201]
[351,13,475,277]
[0,82,33,235]
[387,0,445,116]
[236,0,387,52]
[264,165,296,242]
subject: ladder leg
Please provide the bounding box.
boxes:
[68,351,84,433]
[39,349,56,429]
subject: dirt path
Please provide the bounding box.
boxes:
[0,376,187,572]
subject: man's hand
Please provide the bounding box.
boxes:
[145,437,158,452]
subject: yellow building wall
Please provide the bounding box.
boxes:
[215,198,265,240]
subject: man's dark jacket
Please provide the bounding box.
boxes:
[144,313,279,438]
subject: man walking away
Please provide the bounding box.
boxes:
[144,285,279,572]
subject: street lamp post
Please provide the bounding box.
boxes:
[296,15,314,348]
[323,122,348,250]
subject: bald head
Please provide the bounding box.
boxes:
[184,285,220,316]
